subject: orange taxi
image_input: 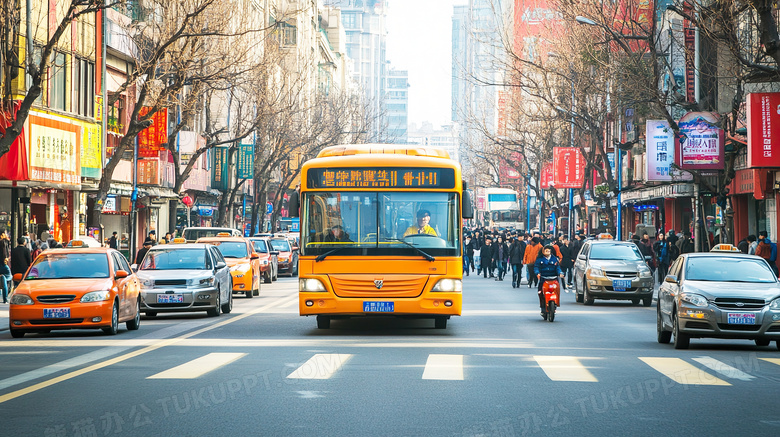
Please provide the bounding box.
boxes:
[9,245,141,338]
[197,235,262,298]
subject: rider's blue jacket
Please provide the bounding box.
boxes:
[534,255,563,277]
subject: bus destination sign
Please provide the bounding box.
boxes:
[308,167,456,189]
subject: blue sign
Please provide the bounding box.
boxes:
[266,202,273,214]
[291,218,300,232]
[198,207,213,217]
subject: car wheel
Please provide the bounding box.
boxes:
[293,259,298,277]
[575,277,584,303]
[221,291,233,314]
[273,267,278,281]
[434,316,448,329]
[583,281,594,306]
[657,305,671,344]
[631,299,640,305]
[264,271,272,284]
[317,315,330,329]
[673,310,690,349]
[145,312,157,317]
[102,302,119,335]
[10,329,25,338]
[643,297,653,307]
[126,299,141,330]
[207,291,221,317]
[776,341,780,351]
[755,339,770,347]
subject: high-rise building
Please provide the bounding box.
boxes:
[385,68,409,143]
[451,5,470,125]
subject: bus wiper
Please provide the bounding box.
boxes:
[385,238,435,262]
[315,247,349,262]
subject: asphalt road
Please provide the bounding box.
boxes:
[2,271,780,437]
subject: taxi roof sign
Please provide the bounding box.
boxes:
[173,237,187,244]
[70,240,84,247]
[596,233,614,240]
[216,232,231,237]
[711,244,741,252]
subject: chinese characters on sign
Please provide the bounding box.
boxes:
[747,92,780,168]
[539,163,554,189]
[212,146,229,191]
[677,112,724,170]
[138,108,168,158]
[29,115,81,185]
[237,142,254,179]
[307,167,455,189]
[552,147,585,188]
[80,123,102,178]
[645,120,691,181]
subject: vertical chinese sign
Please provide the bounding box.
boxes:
[747,92,780,168]
[237,142,254,179]
[552,147,585,188]
[138,108,168,157]
[212,146,229,191]
[539,163,554,189]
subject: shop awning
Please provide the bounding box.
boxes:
[109,182,180,199]
[620,183,696,203]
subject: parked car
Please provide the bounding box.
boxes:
[198,236,261,297]
[247,237,279,283]
[134,243,232,317]
[657,251,780,350]
[181,227,241,243]
[9,246,141,338]
[269,237,298,277]
[573,240,654,306]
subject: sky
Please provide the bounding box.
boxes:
[385,0,465,129]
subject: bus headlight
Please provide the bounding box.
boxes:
[299,278,326,292]
[432,279,462,292]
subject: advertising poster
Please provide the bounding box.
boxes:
[237,142,254,179]
[212,146,229,191]
[138,108,168,157]
[539,163,554,189]
[747,92,780,168]
[645,120,691,181]
[80,122,102,178]
[29,114,81,185]
[552,147,585,188]
[677,112,724,170]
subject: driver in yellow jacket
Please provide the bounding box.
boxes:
[404,209,438,237]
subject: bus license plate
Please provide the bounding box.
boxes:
[157,294,184,303]
[727,313,756,325]
[363,301,394,313]
[612,279,632,291]
[44,308,70,319]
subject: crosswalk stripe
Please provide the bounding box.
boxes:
[422,354,464,380]
[533,356,598,382]
[692,357,755,381]
[639,357,730,386]
[147,353,246,379]
[287,354,352,379]
[759,358,780,367]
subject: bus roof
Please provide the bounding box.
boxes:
[316,144,451,159]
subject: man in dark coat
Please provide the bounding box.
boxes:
[508,235,526,288]
[108,231,119,249]
[135,239,154,265]
[11,236,32,286]
[481,237,495,278]
[558,237,575,286]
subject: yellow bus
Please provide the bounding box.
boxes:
[290,144,474,329]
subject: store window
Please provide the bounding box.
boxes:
[74,58,95,118]
[50,52,67,111]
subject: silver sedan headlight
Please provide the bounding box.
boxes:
[639,267,652,278]
[770,297,780,310]
[681,292,709,307]
[139,278,154,289]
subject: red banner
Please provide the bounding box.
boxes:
[747,92,780,168]
[540,163,554,189]
[552,147,586,188]
[138,108,168,158]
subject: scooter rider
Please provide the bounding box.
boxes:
[533,245,564,316]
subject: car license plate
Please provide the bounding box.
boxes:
[363,301,394,312]
[727,313,756,325]
[43,308,70,319]
[612,279,632,291]
[157,294,184,303]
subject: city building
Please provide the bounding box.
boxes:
[385,68,408,143]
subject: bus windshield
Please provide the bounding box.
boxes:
[301,191,460,257]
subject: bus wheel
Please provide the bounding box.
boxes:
[434,317,448,329]
[317,315,331,329]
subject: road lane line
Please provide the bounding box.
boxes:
[422,354,464,380]
[0,295,298,404]
[692,357,755,381]
[759,358,780,367]
[533,356,597,382]
[639,357,731,386]
[148,353,246,379]
[287,354,352,379]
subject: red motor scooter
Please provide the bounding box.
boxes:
[539,275,561,322]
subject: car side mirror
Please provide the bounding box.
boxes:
[216,261,227,269]
[250,253,260,260]
[578,254,586,260]
[270,251,280,256]
[664,275,678,284]
[462,187,474,219]
[115,270,129,279]
[12,273,23,282]
[130,264,138,273]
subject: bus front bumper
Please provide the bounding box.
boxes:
[299,292,462,317]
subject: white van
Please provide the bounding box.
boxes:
[181,227,242,243]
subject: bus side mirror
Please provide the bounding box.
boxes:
[288,191,300,218]
[462,189,474,219]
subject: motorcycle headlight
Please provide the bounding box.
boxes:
[769,297,780,310]
[81,291,111,303]
[10,294,33,305]
[681,292,709,308]
[299,278,326,292]
[431,279,462,292]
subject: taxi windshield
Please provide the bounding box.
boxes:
[212,242,248,258]
[26,253,110,279]
[251,240,268,253]
[140,248,207,270]
[686,257,777,282]
[589,244,643,260]
[270,239,290,252]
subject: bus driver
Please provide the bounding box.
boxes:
[404,209,438,237]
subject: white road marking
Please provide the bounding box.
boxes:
[639,357,731,386]
[287,354,352,379]
[147,353,246,379]
[692,357,755,381]
[533,356,598,382]
[422,354,464,380]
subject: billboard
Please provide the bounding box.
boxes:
[138,108,168,158]
[29,114,81,185]
[211,146,229,191]
[539,162,554,189]
[237,142,254,179]
[645,120,691,181]
[552,147,585,188]
[677,112,724,170]
[747,92,780,168]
